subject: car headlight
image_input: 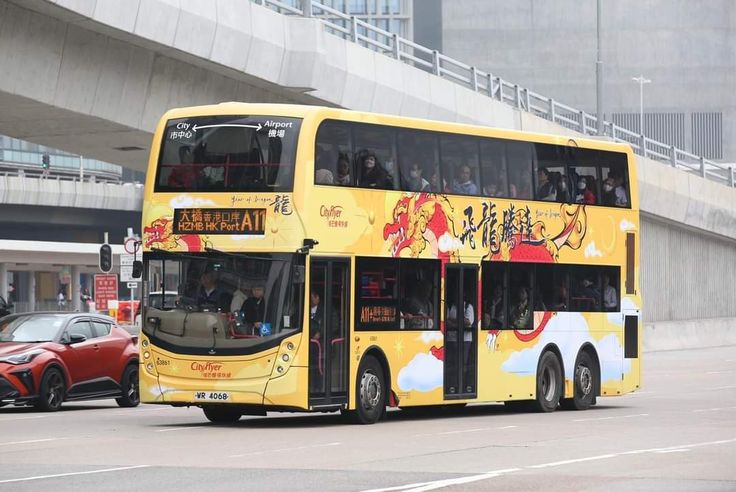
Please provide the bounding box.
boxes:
[0,349,46,365]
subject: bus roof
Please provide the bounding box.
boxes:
[160,102,633,155]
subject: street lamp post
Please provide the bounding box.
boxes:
[596,0,604,135]
[631,75,651,135]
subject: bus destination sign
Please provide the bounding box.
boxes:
[173,208,266,235]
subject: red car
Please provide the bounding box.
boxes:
[0,312,139,411]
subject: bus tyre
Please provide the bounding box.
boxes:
[203,405,242,424]
[116,365,140,408]
[534,351,563,412]
[561,351,597,411]
[35,368,65,412]
[347,355,386,424]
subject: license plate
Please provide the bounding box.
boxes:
[194,391,230,401]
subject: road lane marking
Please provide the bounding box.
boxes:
[0,438,66,446]
[363,469,521,492]
[229,441,341,458]
[706,370,734,374]
[528,454,617,469]
[413,425,518,437]
[692,406,736,413]
[0,415,50,422]
[573,413,649,422]
[155,426,206,433]
[363,438,736,492]
[0,465,150,484]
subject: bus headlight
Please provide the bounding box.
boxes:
[282,354,290,362]
[142,339,149,348]
[276,366,284,374]
[286,342,294,351]
[143,351,150,359]
[146,362,154,373]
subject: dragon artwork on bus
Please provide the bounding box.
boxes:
[139,103,641,424]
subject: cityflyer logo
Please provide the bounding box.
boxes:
[191,361,224,372]
[190,361,231,379]
[320,205,348,228]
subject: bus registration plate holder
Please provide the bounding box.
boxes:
[194,391,230,402]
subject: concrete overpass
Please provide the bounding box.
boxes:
[1,0,735,339]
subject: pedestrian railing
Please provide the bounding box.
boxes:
[252,0,735,188]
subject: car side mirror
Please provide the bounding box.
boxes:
[68,333,87,344]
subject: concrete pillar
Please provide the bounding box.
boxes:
[0,263,7,301]
[28,271,36,311]
[71,265,81,312]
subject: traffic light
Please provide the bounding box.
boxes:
[41,153,50,170]
[99,244,112,273]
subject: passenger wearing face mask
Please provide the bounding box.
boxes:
[358,151,393,190]
[554,172,571,203]
[575,177,596,204]
[602,178,617,206]
[405,163,431,192]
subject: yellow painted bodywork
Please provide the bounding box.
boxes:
[141,103,641,412]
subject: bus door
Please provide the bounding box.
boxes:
[308,258,349,407]
[444,264,478,399]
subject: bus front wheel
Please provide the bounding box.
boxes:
[202,405,242,424]
[534,351,563,412]
[345,355,386,424]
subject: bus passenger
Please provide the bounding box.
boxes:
[602,177,616,206]
[315,168,334,184]
[335,154,351,185]
[429,166,447,193]
[575,177,596,204]
[603,275,618,311]
[402,283,434,329]
[197,271,232,312]
[486,284,504,328]
[510,287,531,329]
[241,283,266,335]
[404,163,431,192]
[357,151,393,190]
[612,173,629,207]
[536,168,557,201]
[452,164,479,195]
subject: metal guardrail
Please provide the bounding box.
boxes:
[252,0,736,189]
[0,161,125,184]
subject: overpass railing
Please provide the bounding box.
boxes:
[253,0,736,189]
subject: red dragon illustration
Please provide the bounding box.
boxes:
[143,217,207,252]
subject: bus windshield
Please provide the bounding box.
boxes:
[155,115,302,192]
[143,252,305,353]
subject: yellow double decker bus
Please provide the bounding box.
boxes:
[139,103,641,424]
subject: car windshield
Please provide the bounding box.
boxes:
[143,252,305,354]
[155,115,301,192]
[0,315,66,342]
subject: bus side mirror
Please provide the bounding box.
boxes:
[132,260,143,279]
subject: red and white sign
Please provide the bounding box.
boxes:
[94,274,118,311]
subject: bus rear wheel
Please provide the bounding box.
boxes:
[345,355,386,424]
[561,351,597,411]
[534,351,563,412]
[202,405,242,423]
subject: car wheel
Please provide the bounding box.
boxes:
[344,355,386,424]
[115,365,140,408]
[35,368,65,412]
[534,351,563,412]
[561,351,597,411]
[202,405,242,423]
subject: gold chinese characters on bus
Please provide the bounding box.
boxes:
[173,208,266,235]
[360,305,397,325]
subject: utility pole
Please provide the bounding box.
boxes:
[595,0,604,135]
